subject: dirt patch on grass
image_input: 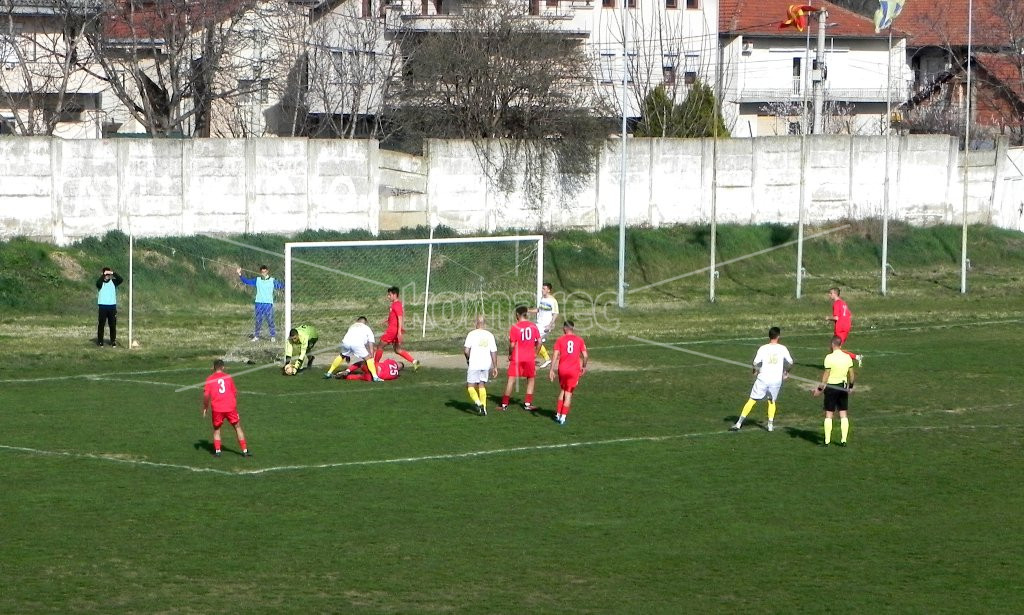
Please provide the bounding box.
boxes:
[404,350,625,371]
[49,251,86,281]
[138,249,196,273]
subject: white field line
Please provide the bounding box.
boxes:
[173,361,281,393]
[588,318,1023,352]
[0,366,203,385]
[85,376,270,396]
[0,444,236,475]
[629,335,828,389]
[2,402,1018,477]
[627,225,849,295]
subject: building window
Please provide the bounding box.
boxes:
[238,79,270,104]
[686,0,699,8]
[666,0,677,7]
[602,0,614,6]
[600,53,616,83]
[663,54,678,86]
[683,52,700,85]
[627,0,636,6]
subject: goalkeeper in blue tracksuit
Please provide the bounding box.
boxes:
[238,265,284,342]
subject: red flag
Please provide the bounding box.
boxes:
[779,4,819,32]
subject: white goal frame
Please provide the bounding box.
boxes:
[284,235,544,338]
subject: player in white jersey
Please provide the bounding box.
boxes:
[529,282,559,368]
[463,315,499,415]
[323,316,383,381]
[731,327,794,432]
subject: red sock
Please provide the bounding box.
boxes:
[502,395,510,406]
[238,439,247,452]
[373,348,383,363]
[562,403,571,415]
[556,399,564,413]
[398,350,415,362]
[845,350,857,360]
[214,438,221,452]
[525,394,533,405]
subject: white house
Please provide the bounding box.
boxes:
[719,0,910,137]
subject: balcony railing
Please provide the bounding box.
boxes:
[729,87,909,104]
[384,0,593,35]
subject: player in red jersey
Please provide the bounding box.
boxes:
[500,305,541,411]
[549,320,588,425]
[827,287,862,366]
[201,359,250,458]
[375,286,419,370]
[338,358,404,381]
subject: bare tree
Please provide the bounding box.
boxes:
[76,0,262,137]
[301,2,404,139]
[0,0,99,136]
[390,0,610,207]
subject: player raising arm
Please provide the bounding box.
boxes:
[202,359,251,458]
[501,305,541,412]
[548,320,587,425]
[464,315,499,416]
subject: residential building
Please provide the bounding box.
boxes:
[719,0,909,137]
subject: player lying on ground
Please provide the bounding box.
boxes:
[323,317,383,382]
[336,358,403,381]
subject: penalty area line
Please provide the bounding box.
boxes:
[0,444,236,475]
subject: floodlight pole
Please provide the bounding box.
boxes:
[882,28,893,296]
[617,0,629,309]
[960,0,973,294]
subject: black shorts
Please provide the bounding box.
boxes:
[823,385,849,412]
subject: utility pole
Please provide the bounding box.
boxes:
[812,9,828,134]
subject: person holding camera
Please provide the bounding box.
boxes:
[96,267,123,347]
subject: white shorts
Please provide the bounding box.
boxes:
[749,379,783,402]
[341,343,369,361]
[466,368,490,384]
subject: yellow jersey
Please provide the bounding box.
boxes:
[824,349,854,384]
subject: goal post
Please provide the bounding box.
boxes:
[284,235,544,348]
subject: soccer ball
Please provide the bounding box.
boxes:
[283,364,296,376]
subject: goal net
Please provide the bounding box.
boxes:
[284,236,543,349]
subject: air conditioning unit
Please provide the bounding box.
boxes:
[742,42,754,56]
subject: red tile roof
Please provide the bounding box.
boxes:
[721,0,897,38]
[893,0,1015,48]
[975,51,1024,102]
[103,0,252,41]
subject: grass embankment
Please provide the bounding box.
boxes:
[2,222,1022,317]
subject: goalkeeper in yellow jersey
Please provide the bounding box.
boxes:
[284,324,318,373]
[528,282,559,369]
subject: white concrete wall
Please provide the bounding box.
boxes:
[1,135,1021,245]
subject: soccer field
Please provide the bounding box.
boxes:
[2,295,1022,613]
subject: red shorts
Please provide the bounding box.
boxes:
[211,410,239,429]
[508,359,536,378]
[834,328,849,344]
[381,330,400,345]
[558,371,581,392]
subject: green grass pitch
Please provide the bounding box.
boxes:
[2,298,1022,612]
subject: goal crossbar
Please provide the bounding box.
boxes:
[284,235,544,341]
